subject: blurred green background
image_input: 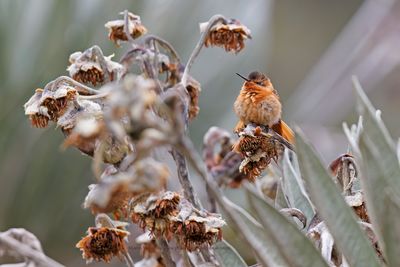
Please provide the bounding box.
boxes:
[1,0,400,265]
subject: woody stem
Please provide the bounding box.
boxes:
[181,15,227,86]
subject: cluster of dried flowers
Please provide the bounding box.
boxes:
[24,9,251,266]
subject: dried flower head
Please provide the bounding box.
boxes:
[84,158,169,217]
[24,83,79,128]
[24,89,50,128]
[203,126,246,187]
[67,47,124,86]
[201,18,251,53]
[171,210,225,252]
[131,191,181,238]
[233,125,284,181]
[105,12,147,45]
[76,227,129,263]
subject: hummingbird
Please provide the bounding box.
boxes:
[233,71,294,144]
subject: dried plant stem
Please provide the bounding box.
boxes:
[171,148,202,209]
[181,15,227,86]
[91,45,111,83]
[48,76,100,95]
[144,35,182,64]
[206,184,218,213]
[123,10,135,43]
[0,232,64,267]
[155,238,176,267]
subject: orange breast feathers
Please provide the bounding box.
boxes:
[234,81,282,129]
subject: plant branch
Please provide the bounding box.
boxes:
[144,35,182,65]
[47,76,100,95]
[171,148,202,209]
[181,15,227,86]
[0,229,64,267]
[155,238,176,267]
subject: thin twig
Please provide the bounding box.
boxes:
[182,15,227,86]
[123,10,135,43]
[171,148,202,209]
[144,35,182,65]
[155,238,176,267]
[48,76,99,95]
[0,231,64,267]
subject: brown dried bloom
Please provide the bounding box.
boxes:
[84,158,169,217]
[131,191,181,238]
[105,12,147,45]
[24,89,50,128]
[201,18,251,53]
[67,47,124,86]
[24,84,78,127]
[76,227,129,263]
[170,200,225,251]
[233,125,284,182]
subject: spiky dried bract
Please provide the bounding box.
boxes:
[131,191,181,238]
[84,158,169,217]
[185,76,202,120]
[201,19,251,53]
[76,227,129,263]
[171,207,225,252]
[233,125,284,181]
[67,48,124,86]
[105,12,147,45]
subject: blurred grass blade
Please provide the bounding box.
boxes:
[295,130,381,267]
[359,132,400,263]
[275,178,289,209]
[246,187,329,267]
[213,240,248,267]
[383,194,400,267]
[353,77,400,192]
[221,197,289,267]
[282,150,315,227]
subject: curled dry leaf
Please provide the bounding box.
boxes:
[84,158,169,217]
[105,11,147,45]
[201,18,251,53]
[76,227,129,263]
[67,47,124,86]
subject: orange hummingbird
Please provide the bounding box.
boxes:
[233,71,294,144]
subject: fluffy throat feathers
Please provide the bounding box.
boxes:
[241,81,275,96]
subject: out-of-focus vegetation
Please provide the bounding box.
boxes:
[3,0,400,265]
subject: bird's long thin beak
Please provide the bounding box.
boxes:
[236,73,250,82]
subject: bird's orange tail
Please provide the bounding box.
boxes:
[272,120,295,144]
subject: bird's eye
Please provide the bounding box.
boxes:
[256,81,263,86]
